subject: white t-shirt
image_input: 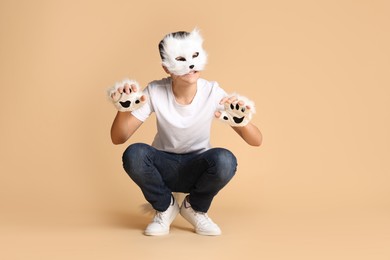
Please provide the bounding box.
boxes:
[132,77,227,154]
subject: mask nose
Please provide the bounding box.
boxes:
[189,65,194,69]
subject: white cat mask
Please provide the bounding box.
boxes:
[160,29,208,76]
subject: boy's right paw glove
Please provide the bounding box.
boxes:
[107,79,146,112]
[217,94,256,127]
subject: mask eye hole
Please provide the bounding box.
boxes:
[192,52,199,58]
[175,56,186,61]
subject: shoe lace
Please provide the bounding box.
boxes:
[153,211,167,224]
[152,195,175,224]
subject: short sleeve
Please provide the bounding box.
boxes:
[211,81,228,111]
[131,86,153,122]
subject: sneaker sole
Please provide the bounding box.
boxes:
[144,230,170,236]
[195,230,222,236]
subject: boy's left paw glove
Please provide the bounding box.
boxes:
[217,94,256,127]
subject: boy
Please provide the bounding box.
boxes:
[108,29,262,236]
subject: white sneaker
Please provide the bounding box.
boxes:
[144,196,179,236]
[180,196,222,236]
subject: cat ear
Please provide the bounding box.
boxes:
[189,28,204,44]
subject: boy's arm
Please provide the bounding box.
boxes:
[215,94,262,146]
[110,111,143,145]
[232,123,262,146]
[108,80,147,145]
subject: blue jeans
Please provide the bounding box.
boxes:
[122,143,237,213]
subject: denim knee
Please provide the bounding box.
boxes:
[208,148,237,182]
[122,143,152,177]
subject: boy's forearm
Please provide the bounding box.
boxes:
[111,111,144,145]
[111,111,132,144]
[233,123,262,146]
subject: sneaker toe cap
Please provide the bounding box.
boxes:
[196,224,222,236]
[144,223,169,236]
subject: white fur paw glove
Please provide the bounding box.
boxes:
[217,94,256,127]
[107,79,146,112]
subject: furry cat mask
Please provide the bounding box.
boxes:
[159,29,208,76]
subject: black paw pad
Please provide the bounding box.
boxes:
[119,101,131,108]
[233,116,245,124]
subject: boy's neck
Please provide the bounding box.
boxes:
[171,78,197,105]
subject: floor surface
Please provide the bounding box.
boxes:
[1,202,389,260]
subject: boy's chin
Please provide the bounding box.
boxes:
[179,70,200,80]
[170,70,201,84]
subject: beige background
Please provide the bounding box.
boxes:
[1,0,389,259]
